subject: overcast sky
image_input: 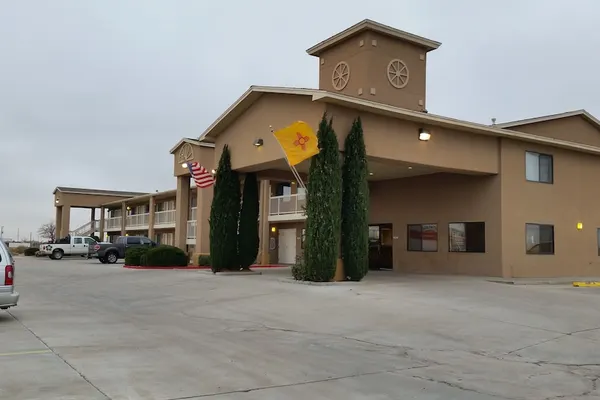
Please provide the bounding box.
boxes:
[1,0,599,240]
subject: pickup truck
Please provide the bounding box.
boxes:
[91,236,156,264]
[39,235,97,260]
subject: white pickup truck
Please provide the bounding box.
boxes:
[39,235,97,260]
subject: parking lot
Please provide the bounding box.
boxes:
[2,257,600,399]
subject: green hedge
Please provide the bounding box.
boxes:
[145,245,188,267]
[124,247,150,266]
[24,247,39,256]
[197,254,211,266]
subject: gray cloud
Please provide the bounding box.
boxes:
[1,0,599,238]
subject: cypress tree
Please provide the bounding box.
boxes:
[304,113,342,281]
[209,145,241,272]
[341,117,370,281]
[237,172,260,270]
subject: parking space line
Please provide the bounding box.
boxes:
[0,349,52,357]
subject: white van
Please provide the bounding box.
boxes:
[0,240,19,310]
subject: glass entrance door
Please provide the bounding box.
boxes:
[368,224,393,270]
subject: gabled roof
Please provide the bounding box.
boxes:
[198,85,600,157]
[306,19,441,56]
[494,109,600,131]
[199,86,324,140]
[169,137,215,154]
[53,187,148,197]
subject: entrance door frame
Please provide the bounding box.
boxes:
[278,228,297,264]
[369,223,394,270]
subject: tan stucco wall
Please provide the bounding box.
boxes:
[215,94,326,171]
[317,31,428,111]
[370,173,502,276]
[326,104,500,174]
[505,116,600,148]
[500,138,600,277]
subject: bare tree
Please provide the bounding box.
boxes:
[38,222,56,243]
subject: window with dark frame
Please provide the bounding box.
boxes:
[448,222,485,253]
[407,224,438,252]
[525,151,553,183]
[525,224,554,255]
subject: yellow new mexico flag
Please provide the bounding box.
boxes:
[273,121,319,166]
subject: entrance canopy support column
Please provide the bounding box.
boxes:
[120,202,127,236]
[59,205,71,239]
[99,207,105,240]
[174,175,190,250]
[258,179,270,265]
[194,184,213,257]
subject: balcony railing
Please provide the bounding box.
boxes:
[154,210,176,226]
[126,213,149,228]
[105,216,122,231]
[269,193,306,220]
[70,220,101,236]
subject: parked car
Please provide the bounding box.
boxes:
[38,234,97,260]
[0,239,19,310]
[91,236,156,264]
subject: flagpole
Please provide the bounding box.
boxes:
[270,125,307,190]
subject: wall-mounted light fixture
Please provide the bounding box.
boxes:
[253,138,264,147]
[577,222,583,230]
[211,169,216,174]
[126,206,131,210]
[418,128,431,141]
[55,199,59,204]
[181,163,188,168]
[369,172,374,176]
[271,226,277,233]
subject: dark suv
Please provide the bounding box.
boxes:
[91,236,156,264]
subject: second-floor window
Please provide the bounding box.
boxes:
[526,151,553,183]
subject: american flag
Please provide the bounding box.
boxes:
[187,162,214,188]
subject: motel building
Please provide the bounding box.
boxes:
[52,19,600,278]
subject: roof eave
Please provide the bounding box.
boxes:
[306,19,441,57]
[311,92,600,156]
[169,138,216,154]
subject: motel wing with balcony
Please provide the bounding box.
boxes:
[53,19,600,278]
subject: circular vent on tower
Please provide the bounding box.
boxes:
[332,61,350,91]
[387,59,409,89]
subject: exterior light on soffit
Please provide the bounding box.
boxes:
[254,138,264,147]
[55,199,59,204]
[181,163,188,168]
[418,128,431,141]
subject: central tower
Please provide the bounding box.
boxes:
[306,19,441,112]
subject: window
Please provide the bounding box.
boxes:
[407,224,438,252]
[368,226,380,244]
[84,237,96,245]
[526,151,553,183]
[140,237,152,246]
[74,237,83,244]
[127,237,141,245]
[449,222,485,253]
[526,224,554,254]
[274,183,292,196]
[116,236,126,244]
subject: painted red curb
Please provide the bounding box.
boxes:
[123,265,210,270]
[123,264,288,270]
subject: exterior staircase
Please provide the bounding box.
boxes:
[70,220,100,237]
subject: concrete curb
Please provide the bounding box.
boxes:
[278,278,361,286]
[197,270,263,276]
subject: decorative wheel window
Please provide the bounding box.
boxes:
[332,61,350,91]
[387,59,409,89]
